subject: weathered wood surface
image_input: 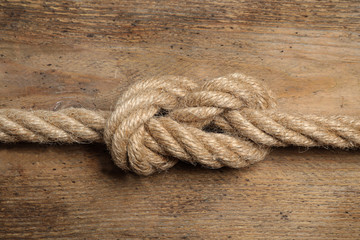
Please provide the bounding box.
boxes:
[0,0,360,239]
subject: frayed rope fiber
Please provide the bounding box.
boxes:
[1,73,360,175]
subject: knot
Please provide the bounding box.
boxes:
[104,73,276,175]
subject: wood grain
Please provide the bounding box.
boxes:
[0,0,360,239]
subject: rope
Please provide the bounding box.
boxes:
[1,73,359,175]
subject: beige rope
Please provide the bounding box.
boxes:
[1,73,359,175]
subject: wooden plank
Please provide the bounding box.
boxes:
[0,0,360,238]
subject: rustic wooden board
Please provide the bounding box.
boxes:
[0,0,360,239]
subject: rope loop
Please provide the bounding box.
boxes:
[104,73,275,175]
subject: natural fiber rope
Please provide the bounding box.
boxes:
[1,73,359,175]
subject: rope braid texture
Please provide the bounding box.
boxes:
[1,73,359,175]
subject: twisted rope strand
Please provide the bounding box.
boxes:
[0,73,359,175]
[1,108,359,147]
[0,108,108,143]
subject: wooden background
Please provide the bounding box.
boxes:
[1,0,360,239]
